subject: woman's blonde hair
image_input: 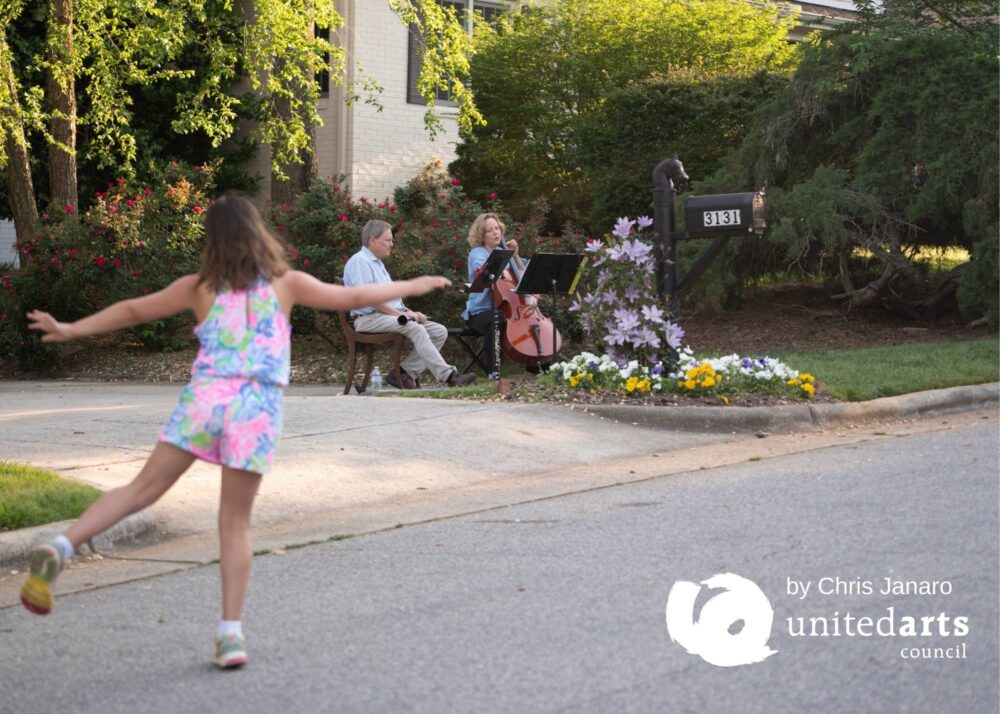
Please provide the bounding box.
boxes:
[198,194,290,291]
[467,213,506,248]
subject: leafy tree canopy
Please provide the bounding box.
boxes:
[0,0,479,245]
[451,0,799,229]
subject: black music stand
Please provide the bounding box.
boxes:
[469,249,513,378]
[515,253,587,361]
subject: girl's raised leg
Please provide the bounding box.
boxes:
[65,442,196,547]
[21,442,195,615]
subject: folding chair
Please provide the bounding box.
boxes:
[447,327,488,375]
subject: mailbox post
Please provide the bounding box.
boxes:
[652,156,689,301]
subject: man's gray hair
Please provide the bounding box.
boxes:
[362,219,392,247]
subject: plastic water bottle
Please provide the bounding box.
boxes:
[370,366,382,394]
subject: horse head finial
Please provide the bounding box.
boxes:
[653,155,689,189]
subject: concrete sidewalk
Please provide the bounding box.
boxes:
[0,380,996,606]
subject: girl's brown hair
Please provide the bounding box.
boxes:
[467,212,506,248]
[198,194,290,291]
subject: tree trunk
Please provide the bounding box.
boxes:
[270,148,315,207]
[46,0,78,211]
[269,93,317,209]
[0,40,39,263]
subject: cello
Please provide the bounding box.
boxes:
[492,237,562,367]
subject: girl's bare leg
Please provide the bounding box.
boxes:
[64,442,196,548]
[22,442,196,615]
[218,466,263,621]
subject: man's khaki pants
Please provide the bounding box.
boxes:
[353,313,456,383]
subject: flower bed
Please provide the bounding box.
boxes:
[547,349,818,402]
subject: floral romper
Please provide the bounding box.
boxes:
[160,277,291,474]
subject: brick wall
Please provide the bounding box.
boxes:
[341,0,460,200]
[245,1,465,205]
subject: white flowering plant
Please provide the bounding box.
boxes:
[672,347,817,398]
[549,351,666,396]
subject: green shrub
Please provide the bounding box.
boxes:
[698,17,997,310]
[577,73,788,233]
[957,235,999,328]
[0,161,213,371]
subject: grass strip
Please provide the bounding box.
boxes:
[0,463,101,532]
[772,338,998,401]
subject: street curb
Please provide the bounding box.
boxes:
[581,383,999,433]
[0,509,156,570]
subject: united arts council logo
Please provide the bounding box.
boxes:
[665,572,777,667]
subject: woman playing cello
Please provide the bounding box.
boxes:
[462,213,561,373]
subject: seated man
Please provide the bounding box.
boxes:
[343,219,475,389]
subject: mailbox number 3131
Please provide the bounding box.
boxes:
[703,209,741,227]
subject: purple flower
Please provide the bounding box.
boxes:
[635,327,661,349]
[585,239,603,253]
[620,239,652,263]
[599,289,618,306]
[587,360,599,370]
[664,320,685,350]
[568,297,582,313]
[605,327,628,346]
[651,364,664,376]
[624,284,642,302]
[613,307,640,333]
[637,215,654,229]
[612,217,635,240]
[641,304,665,323]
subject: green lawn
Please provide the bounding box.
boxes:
[772,338,998,401]
[0,463,101,532]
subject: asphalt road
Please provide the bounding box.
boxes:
[1,419,997,713]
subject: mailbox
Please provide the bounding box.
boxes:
[683,191,766,238]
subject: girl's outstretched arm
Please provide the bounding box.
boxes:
[27,275,201,342]
[284,270,451,312]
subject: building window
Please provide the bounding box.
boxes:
[407,1,507,106]
[316,25,331,97]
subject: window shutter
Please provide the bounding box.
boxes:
[406,1,508,106]
[407,23,426,105]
